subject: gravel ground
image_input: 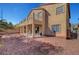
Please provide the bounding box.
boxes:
[0,35,64,55]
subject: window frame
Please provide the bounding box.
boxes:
[51,24,61,32]
[34,12,44,21]
[56,5,64,15]
[34,13,39,20]
[38,12,44,18]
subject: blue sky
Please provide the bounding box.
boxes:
[0,3,79,25]
[70,3,79,24]
[0,3,40,24]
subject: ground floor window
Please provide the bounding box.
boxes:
[51,24,61,32]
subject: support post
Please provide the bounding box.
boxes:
[32,24,35,37]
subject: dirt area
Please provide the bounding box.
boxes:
[0,35,64,55]
[0,34,79,55]
[34,37,79,55]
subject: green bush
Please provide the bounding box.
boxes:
[0,19,14,32]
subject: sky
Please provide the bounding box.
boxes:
[70,3,79,24]
[0,3,40,24]
[0,3,79,25]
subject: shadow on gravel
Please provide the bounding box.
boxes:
[0,36,64,55]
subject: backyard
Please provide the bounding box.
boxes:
[0,34,79,55]
[0,34,64,55]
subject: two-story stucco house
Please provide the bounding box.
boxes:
[17,3,71,39]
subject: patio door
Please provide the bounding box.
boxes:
[35,26,39,34]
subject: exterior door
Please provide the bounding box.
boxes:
[35,26,39,34]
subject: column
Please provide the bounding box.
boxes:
[32,24,35,37]
[42,11,45,36]
[32,12,35,37]
[26,25,28,36]
[20,27,22,35]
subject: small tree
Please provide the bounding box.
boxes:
[0,19,14,31]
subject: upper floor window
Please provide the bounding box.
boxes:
[56,5,64,15]
[39,12,44,18]
[34,12,44,20]
[34,13,39,20]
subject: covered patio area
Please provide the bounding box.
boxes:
[20,24,43,37]
[27,24,42,37]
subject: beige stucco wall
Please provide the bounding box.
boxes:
[39,3,70,38]
[18,3,70,38]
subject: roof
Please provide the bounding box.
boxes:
[15,19,28,28]
[40,3,56,6]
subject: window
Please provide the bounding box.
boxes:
[34,12,43,20]
[34,13,39,20]
[56,5,64,15]
[52,24,61,32]
[39,12,43,18]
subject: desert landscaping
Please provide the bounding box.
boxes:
[0,34,64,55]
[0,34,79,55]
[0,3,79,55]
